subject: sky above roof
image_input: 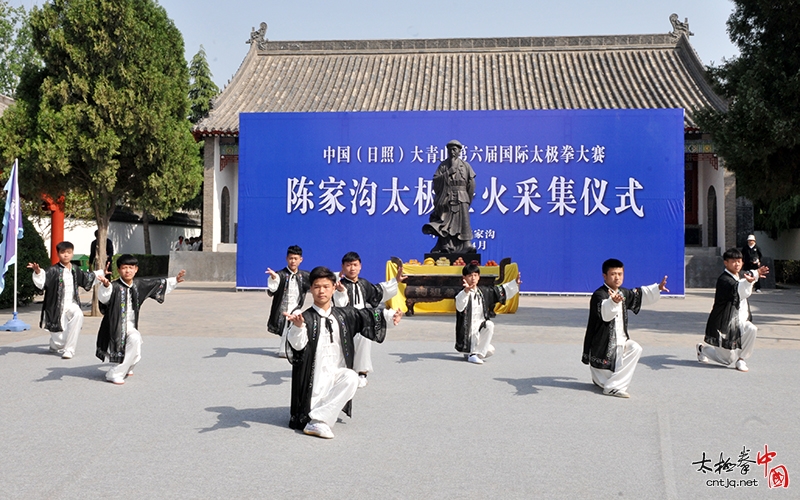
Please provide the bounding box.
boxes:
[11,0,739,89]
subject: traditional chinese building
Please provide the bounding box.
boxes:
[192,16,730,285]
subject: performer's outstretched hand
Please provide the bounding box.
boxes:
[516,272,522,285]
[609,289,624,303]
[658,275,669,293]
[462,277,477,292]
[283,311,304,328]
[26,262,41,274]
[97,274,110,287]
[744,268,768,282]
[392,308,403,325]
[265,267,278,280]
[176,270,186,283]
[335,279,345,292]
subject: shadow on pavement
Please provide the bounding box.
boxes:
[199,406,288,433]
[35,365,106,382]
[388,351,464,363]
[204,346,272,358]
[251,370,292,387]
[494,376,594,396]
[639,354,728,371]
[0,344,54,357]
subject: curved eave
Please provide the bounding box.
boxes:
[193,33,727,138]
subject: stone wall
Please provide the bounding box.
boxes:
[168,250,235,281]
[684,247,775,289]
[755,229,800,260]
[685,247,722,288]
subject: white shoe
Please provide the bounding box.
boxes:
[107,378,125,385]
[277,350,288,359]
[61,351,73,359]
[484,345,495,358]
[603,388,630,398]
[303,421,334,439]
[357,374,368,388]
[126,370,134,377]
[696,343,709,364]
[735,359,749,372]
[467,354,484,364]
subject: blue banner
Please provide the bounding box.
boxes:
[238,109,684,294]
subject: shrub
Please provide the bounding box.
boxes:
[774,260,800,285]
[0,208,51,308]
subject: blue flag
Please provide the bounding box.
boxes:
[0,159,24,294]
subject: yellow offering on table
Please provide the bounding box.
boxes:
[386,258,519,314]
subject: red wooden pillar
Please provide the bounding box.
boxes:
[42,195,66,265]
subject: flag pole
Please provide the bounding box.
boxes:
[13,168,19,314]
[13,243,18,315]
[1,159,30,331]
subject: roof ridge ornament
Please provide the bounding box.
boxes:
[669,13,694,38]
[247,22,268,50]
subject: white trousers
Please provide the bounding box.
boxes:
[353,334,373,374]
[703,322,757,365]
[590,339,642,393]
[49,303,84,357]
[278,329,289,355]
[308,368,358,428]
[471,320,496,358]
[106,329,142,382]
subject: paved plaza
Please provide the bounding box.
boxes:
[1,283,798,499]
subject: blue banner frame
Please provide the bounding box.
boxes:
[238,109,684,294]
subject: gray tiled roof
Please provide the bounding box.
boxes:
[0,94,13,117]
[194,32,725,137]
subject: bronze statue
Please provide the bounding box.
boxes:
[422,140,477,253]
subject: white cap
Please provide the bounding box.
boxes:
[747,234,755,241]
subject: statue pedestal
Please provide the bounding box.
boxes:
[391,257,513,315]
[424,253,481,265]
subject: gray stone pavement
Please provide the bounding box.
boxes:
[1,283,798,499]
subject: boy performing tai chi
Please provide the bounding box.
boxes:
[698,248,769,372]
[582,258,668,398]
[266,245,310,358]
[29,241,105,359]
[95,254,185,385]
[455,262,521,364]
[334,251,405,387]
[284,266,402,439]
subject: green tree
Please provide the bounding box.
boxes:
[0,1,39,97]
[181,45,220,224]
[696,0,800,236]
[0,0,201,288]
[134,44,217,253]
[188,45,219,124]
